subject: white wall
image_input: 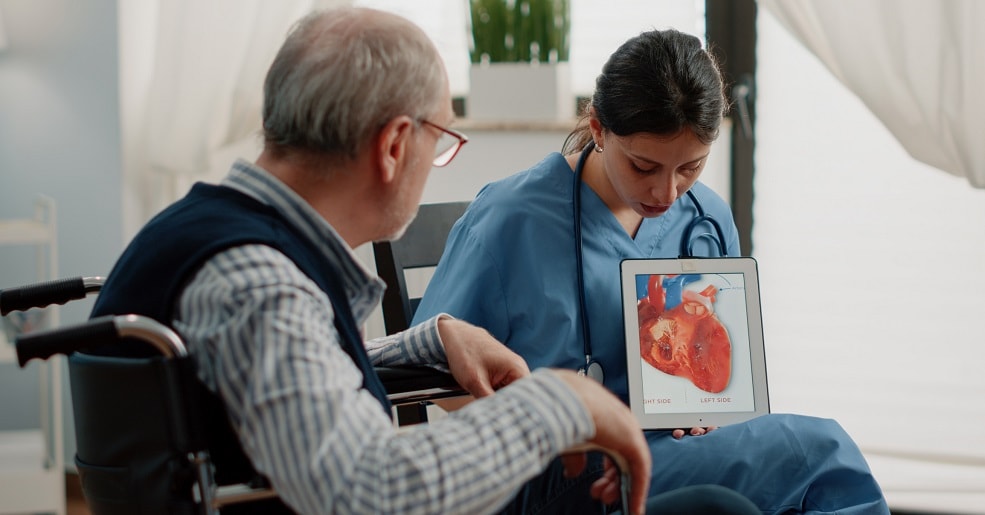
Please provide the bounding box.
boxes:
[0,0,122,468]
[755,8,985,513]
[357,0,705,98]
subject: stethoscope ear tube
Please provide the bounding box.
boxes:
[680,190,729,258]
[573,143,599,381]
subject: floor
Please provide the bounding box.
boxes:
[66,473,90,515]
[63,472,955,515]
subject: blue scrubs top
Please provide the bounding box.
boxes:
[413,152,740,403]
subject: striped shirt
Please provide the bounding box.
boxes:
[173,160,595,514]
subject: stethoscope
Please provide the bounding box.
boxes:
[572,142,729,383]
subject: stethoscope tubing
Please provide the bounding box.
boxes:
[573,144,596,368]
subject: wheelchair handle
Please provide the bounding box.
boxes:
[15,315,119,366]
[0,276,104,315]
[16,314,187,367]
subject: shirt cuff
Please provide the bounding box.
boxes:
[493,369,596,454]
[420,313,452,364]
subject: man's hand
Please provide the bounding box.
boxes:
[437,317,530,398]
[553,370,651,515]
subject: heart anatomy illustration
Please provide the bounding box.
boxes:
[637,275,732,393]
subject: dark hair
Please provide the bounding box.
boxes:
[563,28,727,153]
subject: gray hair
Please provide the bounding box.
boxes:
[262,8,445,159]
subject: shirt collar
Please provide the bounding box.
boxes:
[220,159,386,322]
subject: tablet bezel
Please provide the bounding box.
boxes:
[620,257,770,430]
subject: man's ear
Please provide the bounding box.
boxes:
[375,115,416,185]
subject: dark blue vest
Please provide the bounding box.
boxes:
[90,182,391,411]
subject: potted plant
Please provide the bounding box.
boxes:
[467,0,574,121]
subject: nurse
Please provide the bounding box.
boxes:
[414,28,889,514]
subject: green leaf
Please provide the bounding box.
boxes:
[469,0,569,63]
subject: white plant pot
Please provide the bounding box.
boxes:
[467,62,574,121]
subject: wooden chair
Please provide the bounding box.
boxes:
[373,201,470,335]
[372,201,470,424]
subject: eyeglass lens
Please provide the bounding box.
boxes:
[433,132,461,167]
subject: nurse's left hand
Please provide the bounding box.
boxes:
[437,317,530,398]
[672,426,718,439]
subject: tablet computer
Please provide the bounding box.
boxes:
[620,257,770,430]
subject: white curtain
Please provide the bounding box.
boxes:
[758,0,985,189]
[754,5,985,513]
[119,0,350,239]
[0,7,8,51]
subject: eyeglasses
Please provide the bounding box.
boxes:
[420,119,468,167]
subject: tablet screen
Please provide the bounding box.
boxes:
[621,258,769,429]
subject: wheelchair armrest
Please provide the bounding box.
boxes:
[376,365,465,404]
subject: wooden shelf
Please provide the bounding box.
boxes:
[0,430,64,513]
[0,335,14,363]
[0,219,55,245]
[0,197,65,515]
[453,117,578,132]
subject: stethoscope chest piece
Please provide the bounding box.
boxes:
[578,360,605,384]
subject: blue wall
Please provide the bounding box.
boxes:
[0,0,122,466]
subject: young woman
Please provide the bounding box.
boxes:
[414,28,889,514]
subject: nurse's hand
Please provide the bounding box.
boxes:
[437,317,530,398]
[672,426,718,439]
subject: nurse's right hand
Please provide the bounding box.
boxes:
[552,369,650,515]
[671,426,718,439]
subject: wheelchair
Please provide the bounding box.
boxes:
[2,231,632,513]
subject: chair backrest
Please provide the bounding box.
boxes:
[372,201,470,334]
[69,350,212,514]
[371,202,470,425]
[19,316,284,515]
